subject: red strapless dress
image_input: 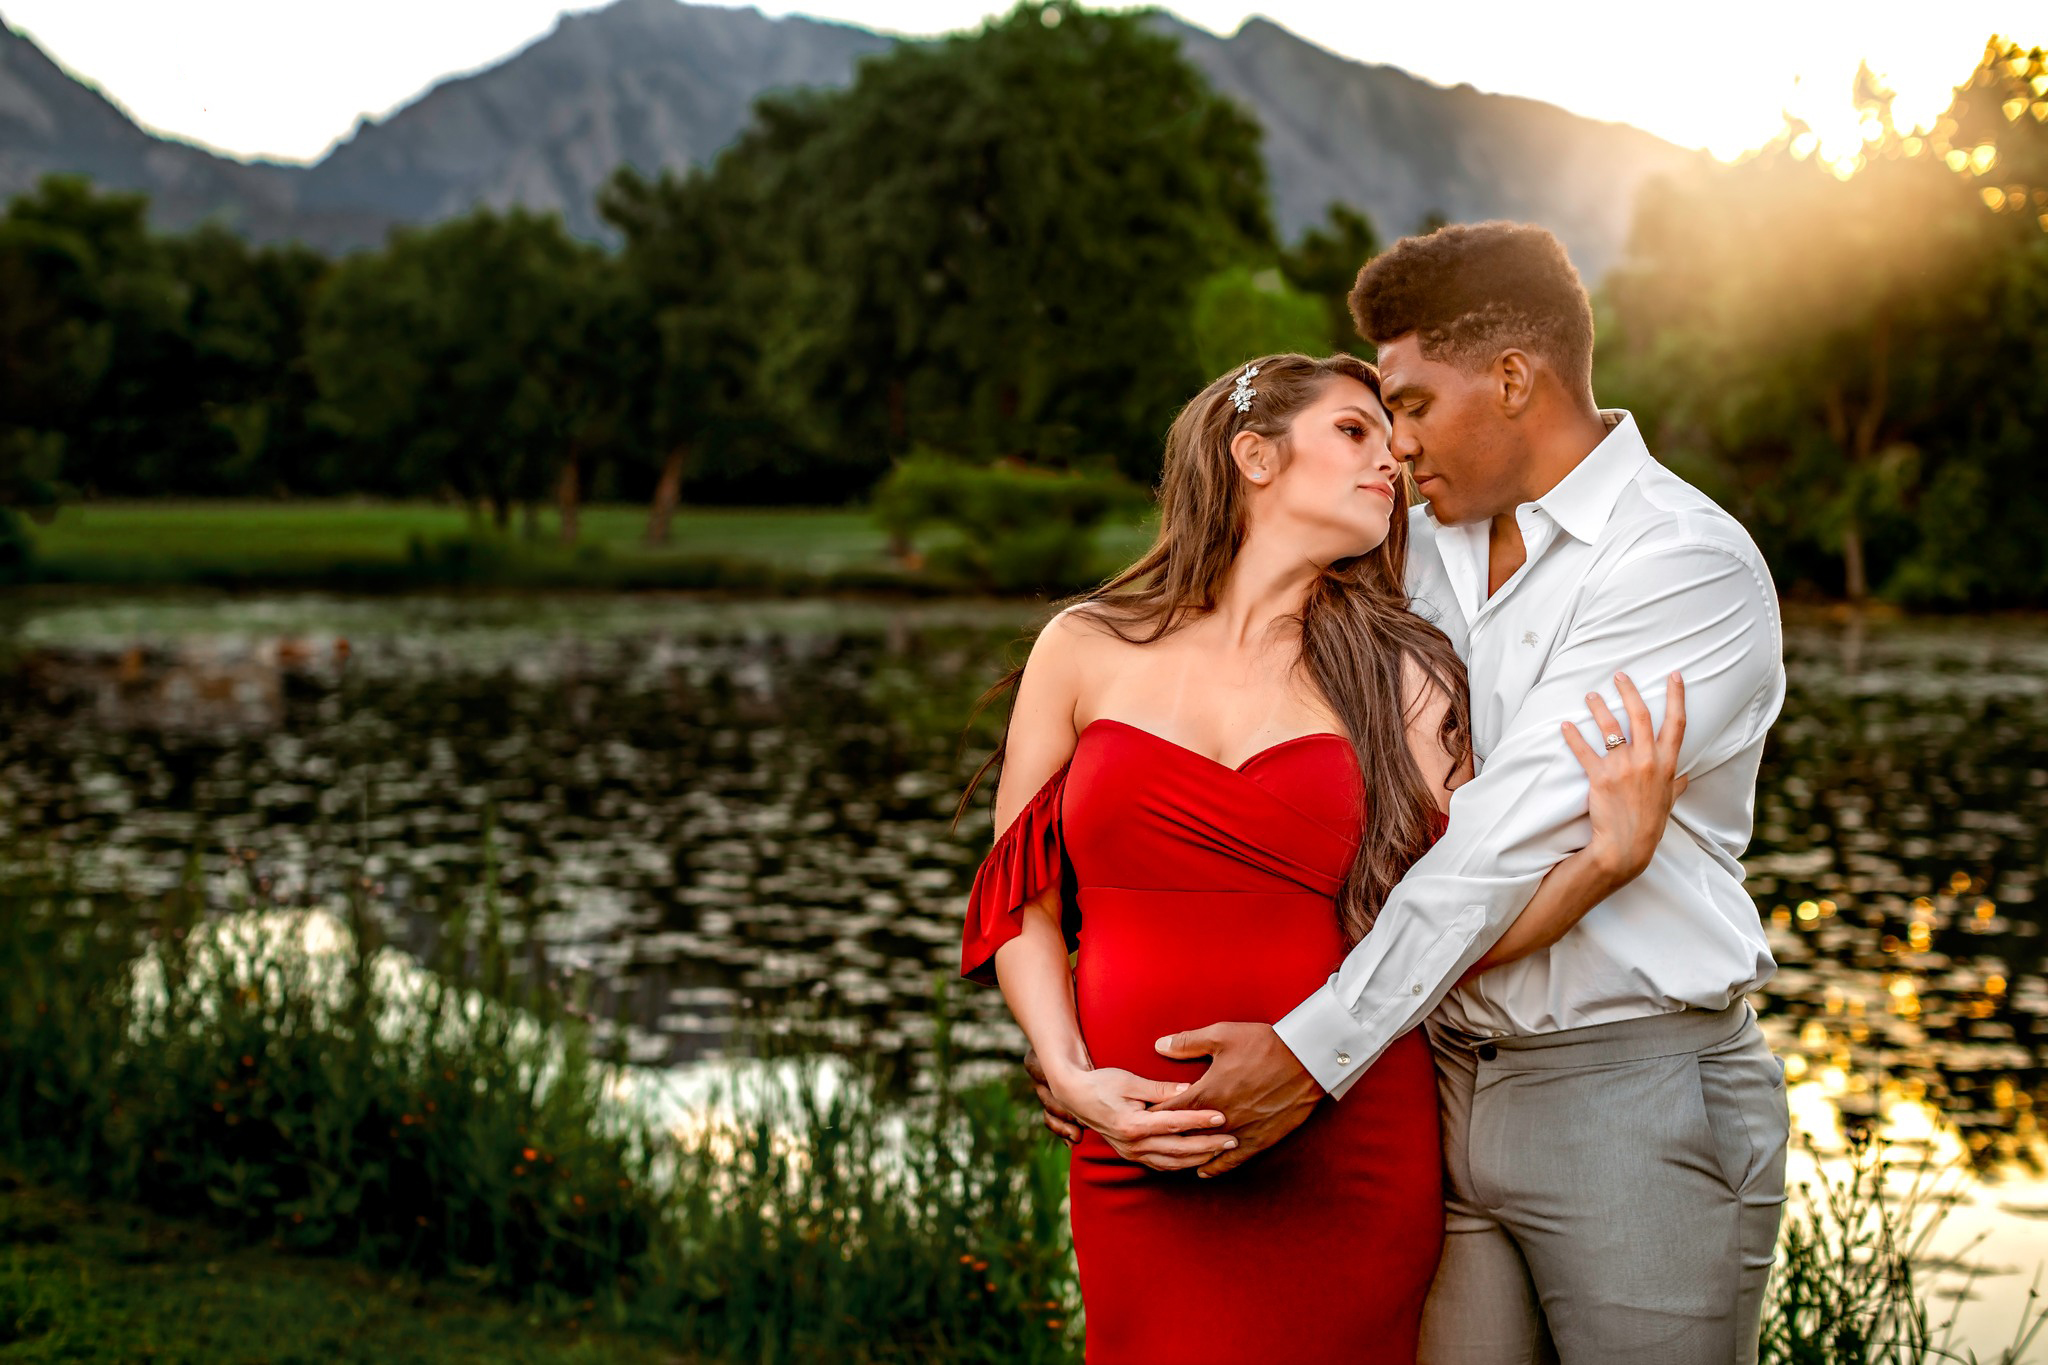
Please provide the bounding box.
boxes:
[962,718,1444,1364]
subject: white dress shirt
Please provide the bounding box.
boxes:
[1275,411,1784,1099]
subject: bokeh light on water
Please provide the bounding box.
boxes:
[3,597,2047,1296]
[1747,615,2048,1171]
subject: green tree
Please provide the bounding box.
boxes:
[0,177,335,507]
[307,209,607,528]
[1885,38,2048,604]
[0,184,108,571]
[159,226,333,495]
[525,244,640,546]
[709,1,1273,481]
[1608,39,2048,605]
[1887,237,2048,603]
[1278,202,1381,356]
[0,177,184,502]
[598,166,781,541]
[1609,67,1991,601]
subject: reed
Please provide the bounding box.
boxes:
[0,859,1079,1361]
[2,848,2038,1363]
[1762,1131,2047,1365]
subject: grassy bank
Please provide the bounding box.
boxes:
[0,860,1077,1363]
[20,501,1158,593]
[2,845,2041,1362]
[0,1165,682,1363]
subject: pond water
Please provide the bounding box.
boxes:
[4,592,2047,1335]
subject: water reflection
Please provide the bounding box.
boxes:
[1787,1080,2048,1347]
[1,597,2045,1183]
[1751,616,2048,1176]
[0,596,1040,1069]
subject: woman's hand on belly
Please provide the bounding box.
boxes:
[1044,1061,1239,1171]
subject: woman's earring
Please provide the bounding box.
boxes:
[1250,469,1265,482]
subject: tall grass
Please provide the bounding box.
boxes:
[1763,1132,2047,1365]
[2,845,2041,1362]
[0,857,1078,1362]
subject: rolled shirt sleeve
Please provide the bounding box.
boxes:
[1275,537,1783,1099]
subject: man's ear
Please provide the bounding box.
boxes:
[1495,350,1535,417]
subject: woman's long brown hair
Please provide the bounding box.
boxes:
[961,353,1470,945]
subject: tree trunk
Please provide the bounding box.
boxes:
[521,500,540,541]
[1842,516,1868,604]
[1841,317,1888,607]
[490,495,510,532]
[1820,314,1892,607]
[887,379,907,445]
[644,443,687,546]
[557,453,581,548]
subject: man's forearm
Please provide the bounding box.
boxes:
[1462,839,1633,983]
[1276,890,1508,1096]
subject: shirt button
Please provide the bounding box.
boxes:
[1477,1043,1498,1062]
[1411,983,1423,995]
[1336,1051,1351,1067]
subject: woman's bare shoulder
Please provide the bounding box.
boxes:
[1035,601,1132,659]
[1012,604,1121,719]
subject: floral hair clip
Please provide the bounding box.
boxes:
[1230,363,1259,414]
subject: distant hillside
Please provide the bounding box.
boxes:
[293,0,893,237]
[0,1,1703,276]
[0,18,360,242]
[1161,15,1701,274]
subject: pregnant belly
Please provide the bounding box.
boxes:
[1073,887,1347,1083]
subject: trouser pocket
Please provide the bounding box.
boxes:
[1694,1021,1791,1197]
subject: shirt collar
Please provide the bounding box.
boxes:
[1535,409,1652,544]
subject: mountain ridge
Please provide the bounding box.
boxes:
[0,2,1702,276]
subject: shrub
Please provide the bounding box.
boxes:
[871,452,1151,594]
[0,508,32,582]
[1189,265,1331,379]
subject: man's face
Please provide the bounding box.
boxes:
[1374,333,1522,526]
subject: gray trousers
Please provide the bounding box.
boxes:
[1418,1001,1789,1365]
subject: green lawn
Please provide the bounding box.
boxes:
[26,502,895,577]
[22,501,1158,590]
[0,1167,686,1364]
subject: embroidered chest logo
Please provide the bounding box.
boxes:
[1521,631,1540,647]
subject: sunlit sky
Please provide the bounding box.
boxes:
[5,0,2041,167]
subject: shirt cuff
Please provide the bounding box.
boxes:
[1275,982,1374,1101]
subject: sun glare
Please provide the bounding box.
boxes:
[1670,11,2037,173]
[1761,63,1964,175]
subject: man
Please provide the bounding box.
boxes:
[1036,222,1791,1362]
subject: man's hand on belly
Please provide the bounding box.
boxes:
[1023,1045,1238,1171]
[1151,1023,1325,1178]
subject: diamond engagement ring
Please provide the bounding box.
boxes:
[1604,732,1627,750]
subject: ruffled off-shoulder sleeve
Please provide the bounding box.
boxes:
[960,762,1078,986]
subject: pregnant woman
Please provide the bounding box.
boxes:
[958,353,1687,1362]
